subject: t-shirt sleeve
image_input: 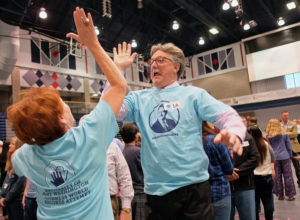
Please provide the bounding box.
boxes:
[195,89,229,123]
[123,92,136,122]
[12,147,26,177]
[74,100,119,151]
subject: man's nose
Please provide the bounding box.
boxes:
[151,61,159,68]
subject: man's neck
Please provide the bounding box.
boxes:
[125,141,136,146]
[154,81,179,90]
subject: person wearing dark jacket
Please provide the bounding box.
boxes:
[0,141,9,187]
[229,117,259,220]
[0,137,26,220]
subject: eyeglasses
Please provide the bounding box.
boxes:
[150,56,173,65]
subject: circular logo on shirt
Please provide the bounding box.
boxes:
[149,101,180,133]
[44,160,75,188]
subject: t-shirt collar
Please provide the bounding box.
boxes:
[153,81,179,90]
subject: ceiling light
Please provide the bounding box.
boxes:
[131,40,137,48]
[137,0,143,9]
[95,26,100,35]
[222,2,230,10]
[277,17,285,26]
[199,37,205,45]
[92,93,99,97]
[287,2,296,10]
[172,20,179,30]
[243,23,250,30]
[209,28,219,35]
[231,0,239,7]
[39,8,47,19]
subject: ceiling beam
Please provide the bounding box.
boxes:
[257,0,277,24]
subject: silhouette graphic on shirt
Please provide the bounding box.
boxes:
[150,103,178,133]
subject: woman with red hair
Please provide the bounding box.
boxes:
[7,7,135,219]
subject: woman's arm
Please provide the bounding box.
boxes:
[66,7,127,117]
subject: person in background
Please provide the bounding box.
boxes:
[296,119,300,145]
[202,121,234,220]
[106,141,134,220]
[266,118,296,201]
[0,141,9,187]
[249,117,258,127]
[0,141,3,154]
[121,122,145,220]
[0,137,26,220]
[7,7,128,219]
[22,179,37,220]
[229,116,259,220]
[248,126,275,220]
[280,111,300,188]
[113,138,124,152]
[103,41,245,219]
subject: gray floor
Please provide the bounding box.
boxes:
[235,167,300,220]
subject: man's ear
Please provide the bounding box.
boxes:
[174,63,180,73]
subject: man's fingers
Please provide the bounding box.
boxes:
[126,43,132,55]
[113,47,117,57]
[232,140,243,156]
[122,42,127,53]
[229,134,236,147]
[237,145,243,156]
[118,44,122,54]
[213,133,222,144]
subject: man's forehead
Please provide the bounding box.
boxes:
[152,50,171,58]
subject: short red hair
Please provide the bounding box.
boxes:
[7,87,65,146]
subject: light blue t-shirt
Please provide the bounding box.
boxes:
[124,85,229,195]
[13,101,118,220]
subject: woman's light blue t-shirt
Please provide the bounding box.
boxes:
[13,101,118,220]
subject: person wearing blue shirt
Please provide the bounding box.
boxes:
[202,121,234,220]
[102,42,246,219]
[7,7,127,220]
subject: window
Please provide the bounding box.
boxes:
[284,72,300,88]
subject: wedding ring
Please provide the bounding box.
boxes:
[81,17,89,26]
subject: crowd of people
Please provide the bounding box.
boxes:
[0,7,299,220]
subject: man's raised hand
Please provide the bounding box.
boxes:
[113,42,137,72]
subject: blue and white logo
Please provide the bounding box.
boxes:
[149,101,180,133]
[45,160,75,188]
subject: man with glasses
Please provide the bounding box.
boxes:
[103,42,246,219]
